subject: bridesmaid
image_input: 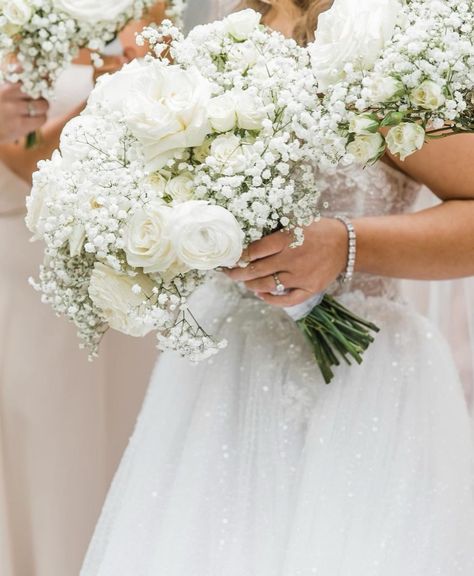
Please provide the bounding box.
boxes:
[0,4,165,576]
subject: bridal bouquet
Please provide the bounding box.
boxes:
[27,10,378,382]
[309,0,474,168]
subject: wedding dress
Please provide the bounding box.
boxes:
[0,65,156,576]
[81,161,474,576]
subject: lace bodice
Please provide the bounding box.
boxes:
[322,161,422,299]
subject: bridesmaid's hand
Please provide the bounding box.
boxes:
[225,219,349,308]
[0,83,48,143]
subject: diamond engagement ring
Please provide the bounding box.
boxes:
[273,273,286,295]
[27,102,37,118]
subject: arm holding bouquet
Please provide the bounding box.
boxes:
[228,133,474,308]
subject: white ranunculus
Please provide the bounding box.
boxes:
[349,113,379,135]
[210,134,252,174]
[88,263,156,337]
[170,201,244,270]
[224,9,261,41]
[386,123,425,160]
[166,174,195,204]
[364,75,405,105]
[208,93,237,133]
[123,202,177,273]
[347,133,385,164]
[53,0,133,23]
[410,80,446,111]
[123,61,212,172]
[2,0,32,26]
[309,0,401,91]
[234,91,267,131]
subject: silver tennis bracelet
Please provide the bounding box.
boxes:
[334,215,357,283]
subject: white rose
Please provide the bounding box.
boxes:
[224,9,261,41]
[208,93,237,133]
[309,0,401,91]
[170,201,244,270]
[210,134,252,174]
[347,133,385,164]
[234,90,267,131]
[166,174,195,204]
[88,263,156,337]
[364,74,405,105]
[124,61,212,172]
[349,113,379,135]
[386,123,425,160]
[410,80,446,111]
[2,0,32,26]
[123,202,177,273]
[53,0,133,22]
[87,60,146,113]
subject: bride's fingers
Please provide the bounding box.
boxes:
[225,254,285,282]
[258,289,313,309]
[245,272,296,294]
[242,230,292,263]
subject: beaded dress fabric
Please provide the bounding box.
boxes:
[81,162,474,576]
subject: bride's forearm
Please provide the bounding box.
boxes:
[354,200,474,280]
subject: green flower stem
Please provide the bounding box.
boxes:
[297,294,380,384]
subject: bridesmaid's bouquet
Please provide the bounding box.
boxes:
[0,0,160,100]
[26,10,378,382]
[309,0,474,168]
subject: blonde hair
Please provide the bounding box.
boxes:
[238,0,333,45]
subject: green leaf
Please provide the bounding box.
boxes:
[381,111,405,127]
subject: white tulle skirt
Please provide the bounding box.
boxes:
[81,277,474,576]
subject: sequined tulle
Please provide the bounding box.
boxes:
[81,164,474,575]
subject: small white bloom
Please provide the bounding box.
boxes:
[365,75,405,104]
[170,201,244,270]
[347,133,385,164]
[224,9,262,41]
[123,202,177,273]
[234,90,267,131]
[166,173,195,204]
[89,263,156,337]
[386,123,425,160]
[210,134,252,174]
[208,93,237,133]
[349,113,379,135]
[228,41,259,71]
[410,80,446,111]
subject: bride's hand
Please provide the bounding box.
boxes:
[225,219,349,308]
